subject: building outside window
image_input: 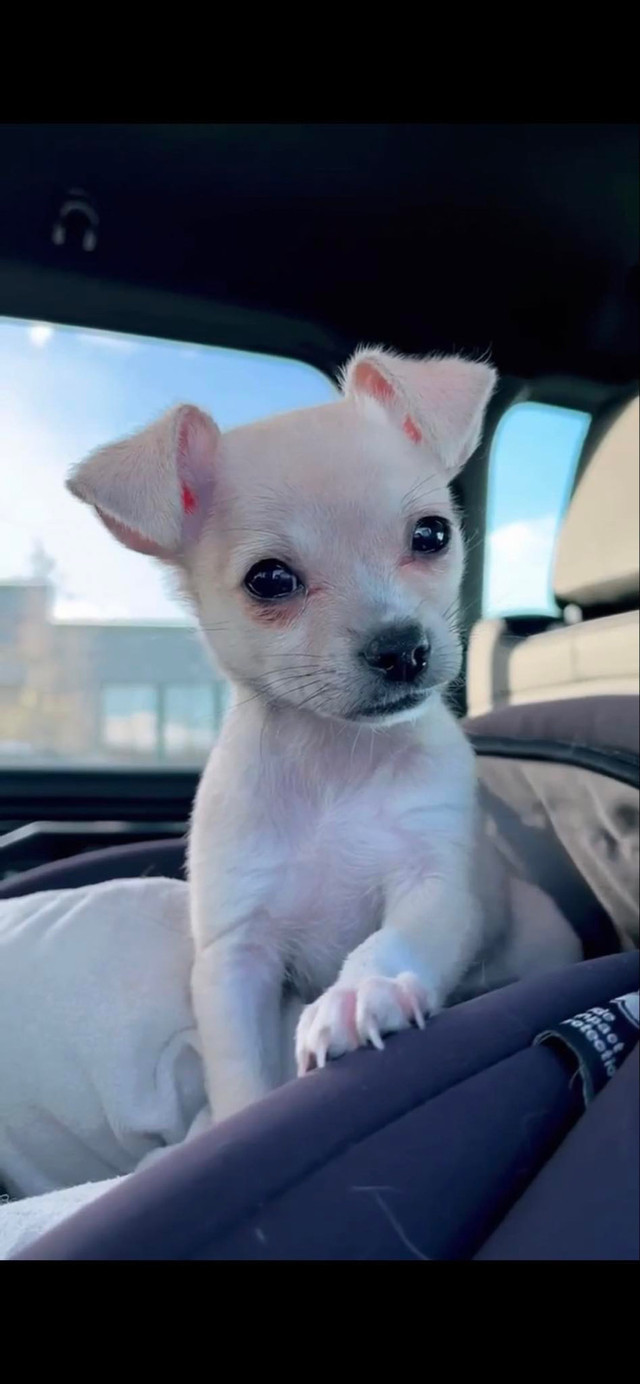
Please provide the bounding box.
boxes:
[101,685,159,755]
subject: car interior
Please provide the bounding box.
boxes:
[0,123,637,1260]
[467,393,639,715]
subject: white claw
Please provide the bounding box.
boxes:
[297,1046,310,1077]
[365,1022,385,1051]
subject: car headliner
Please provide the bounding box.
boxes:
[0,123,636,386]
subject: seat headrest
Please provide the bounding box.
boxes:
[553,396,639,610]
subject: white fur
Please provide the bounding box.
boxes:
[67,347,581,1123]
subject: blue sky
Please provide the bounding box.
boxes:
[0,318,590,623]
[485,399,590,615]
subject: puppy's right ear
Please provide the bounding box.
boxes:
[67,405,219,560]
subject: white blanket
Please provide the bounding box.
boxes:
[0,876,210,1257]
[0,1177,124,1258]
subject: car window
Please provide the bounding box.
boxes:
[0,318,336,768]
[483,400,591,618]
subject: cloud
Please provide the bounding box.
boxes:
[484,513,558,616]
[28,323,54,349]
[53,596,132,622]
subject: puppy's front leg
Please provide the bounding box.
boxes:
[296,843,480,1073]
[192,926,283,1124]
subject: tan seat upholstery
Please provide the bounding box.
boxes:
[467,397,639,716]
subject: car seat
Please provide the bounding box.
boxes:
[2,693,638,1260]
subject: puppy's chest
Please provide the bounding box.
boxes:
[279,787,392,902]
[253,773,437,976]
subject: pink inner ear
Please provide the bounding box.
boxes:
[175,405,216,543]
[354,361,422,444]
[355,361,396,404]
[181,483,197,514]
[403,415,422,444]
[178,412,201,515]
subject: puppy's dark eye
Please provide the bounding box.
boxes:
[244,559,304,601]
[412,516,451,555]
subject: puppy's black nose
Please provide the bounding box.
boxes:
[361,623,430,684]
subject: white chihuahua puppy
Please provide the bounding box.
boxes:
[68,347,581,1122]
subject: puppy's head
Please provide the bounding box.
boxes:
[67,347,496,723]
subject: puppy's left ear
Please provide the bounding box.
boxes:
[342,347,497,476]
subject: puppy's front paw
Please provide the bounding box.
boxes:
[295,972,430,1075]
